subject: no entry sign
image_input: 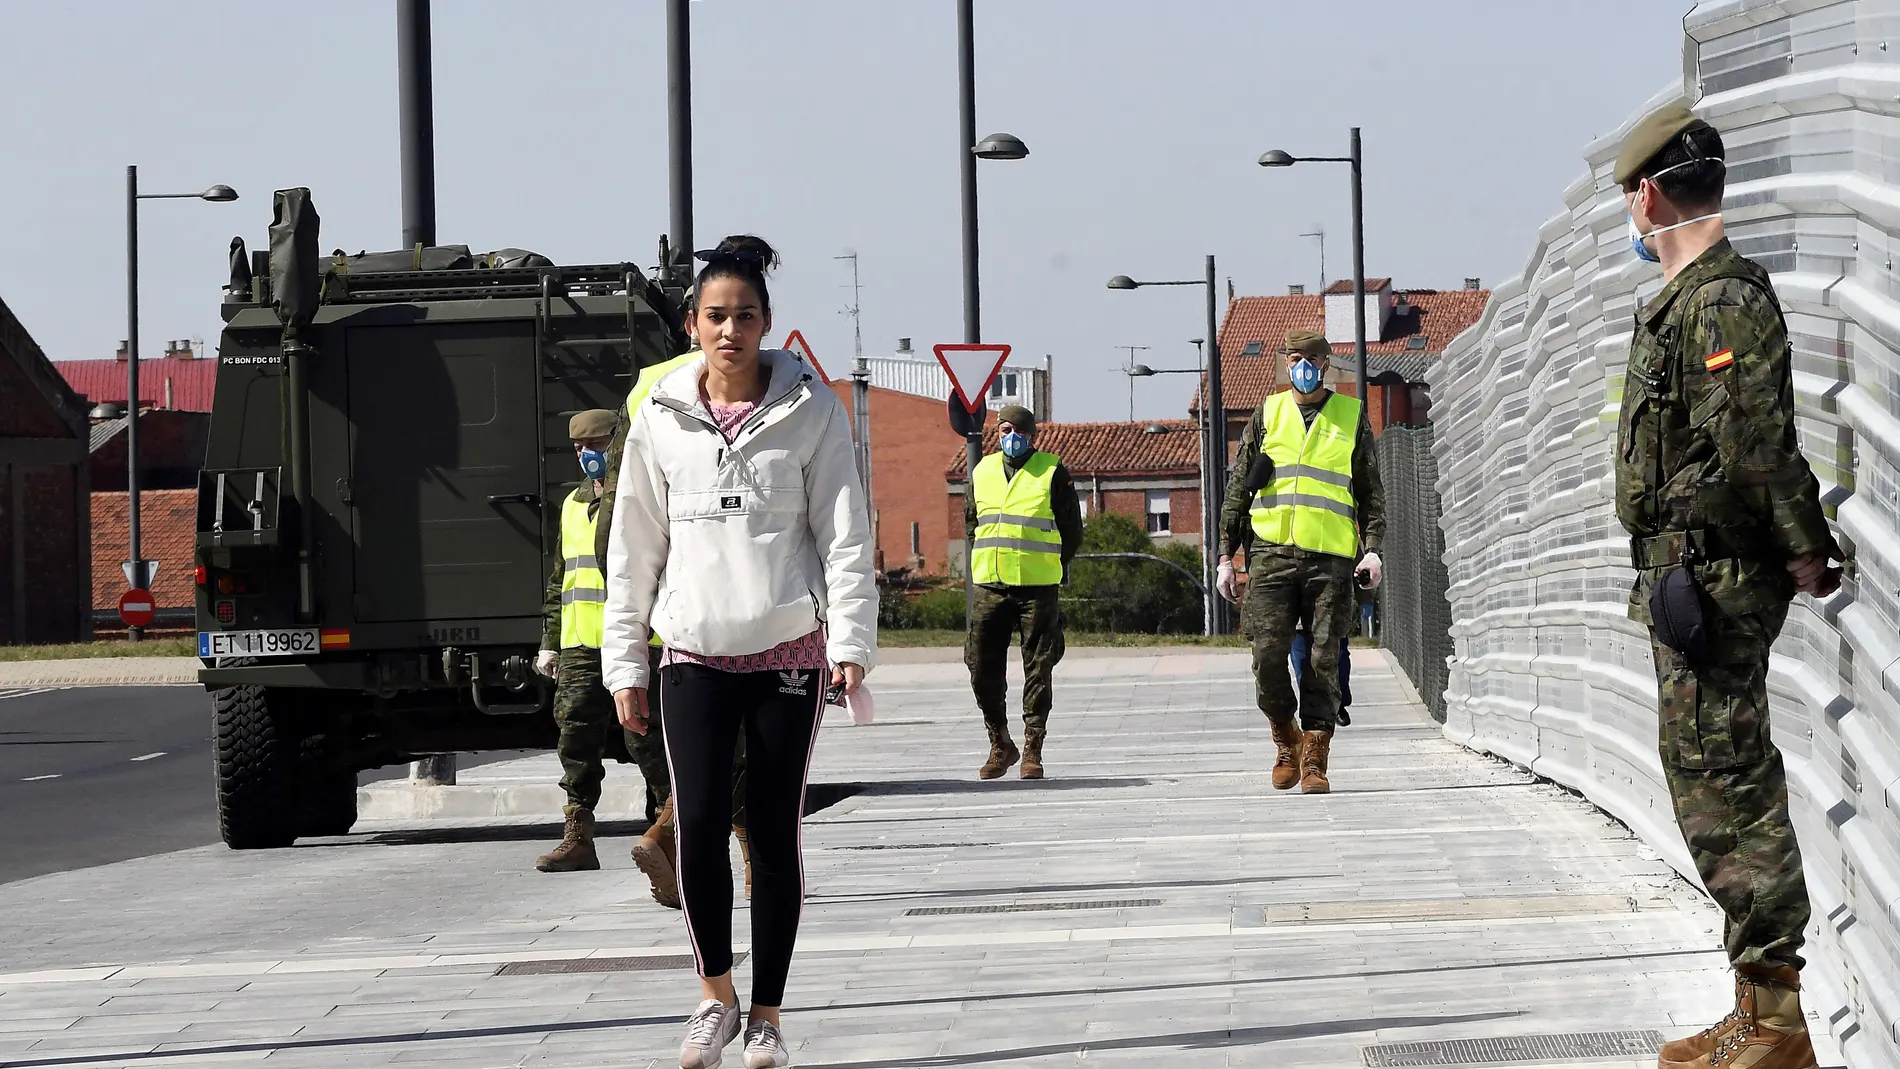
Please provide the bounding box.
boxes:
[118,588,156,629]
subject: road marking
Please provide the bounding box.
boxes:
[21,774,60,782]
[0,688,56,701]
[130,752,167,762]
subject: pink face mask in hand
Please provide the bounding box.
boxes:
[846,684,875,726]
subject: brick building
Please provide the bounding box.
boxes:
[944,420,1203,575]
[0,296,92,644]
[89,489,196,618]
[828,381,968,576]
[1206,278,1490,452]
[56,339,217,412]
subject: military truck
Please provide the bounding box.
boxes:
[196,189,688,848]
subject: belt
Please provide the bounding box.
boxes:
[1630,527,1773,570]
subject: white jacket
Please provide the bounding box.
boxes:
[601,349,878,692]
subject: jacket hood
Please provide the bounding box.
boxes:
[646,349,813,411]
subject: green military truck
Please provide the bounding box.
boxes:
[195,188,687,849]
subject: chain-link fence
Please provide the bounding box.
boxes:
[1376,425,1452,723]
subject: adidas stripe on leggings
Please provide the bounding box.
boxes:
[659,661,823,1007]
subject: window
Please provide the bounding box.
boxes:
[1145,489,1172,534]
[990,372,1019,398]
[1077,495,1089,518]
[1242,341,1264,357]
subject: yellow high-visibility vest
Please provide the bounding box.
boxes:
[971,451,1064,586]
[1249,391,1361,558]
[559,488,608,649]
[621,351,698,649]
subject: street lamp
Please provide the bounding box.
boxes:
[1258,128,1368,408]
[957,0,1029,621]
[125,167,238,640]
[1105,257,1229,632]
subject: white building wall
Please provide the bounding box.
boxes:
[1432,3,1900,1065]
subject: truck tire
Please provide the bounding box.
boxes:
[213,679,299,849]
[296,733,359,838]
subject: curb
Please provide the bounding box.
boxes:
[357,781,653,822]
[0,657,201,688]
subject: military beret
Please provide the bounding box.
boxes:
[568,409,618,440]
[1284,329,1331,358]
[1614,102,1713,186]
[997,404,1037,435]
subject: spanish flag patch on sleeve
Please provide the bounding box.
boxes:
[1704,348,1735,372]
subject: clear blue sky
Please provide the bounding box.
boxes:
[0,1,1686,422]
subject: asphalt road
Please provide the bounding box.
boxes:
[0,686,534,886]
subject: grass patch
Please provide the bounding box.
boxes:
[0,639,197,662]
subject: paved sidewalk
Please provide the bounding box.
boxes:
[0,648,1816,1068]
[0,658,198,688]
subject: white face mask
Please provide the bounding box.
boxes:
[1627,154,1724,263]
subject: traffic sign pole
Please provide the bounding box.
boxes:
[934,343,1012,624]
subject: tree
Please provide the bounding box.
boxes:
[1061,513,1204,634]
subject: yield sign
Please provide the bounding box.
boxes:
[933,343,1012,413]
[781,330,830,382]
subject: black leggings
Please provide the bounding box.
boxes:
[658,662,823,1007]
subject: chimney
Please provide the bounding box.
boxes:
[164,377,174,410]
[1323,278,1395,345]
[894,337,914,358]
[1288,284,1306,295]
[116,339,129,362]
[165,339,194,360]
[1464,277,1482,290]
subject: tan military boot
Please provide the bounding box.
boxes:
[631,796,680,909]
[535,808,600,872]
[1020,729,1046,780]
[1661,967,1815,1069]
[1299,730,1332,794]
[733,824,753,900]
[1269,718,1304,790]
[979,723,1020,780]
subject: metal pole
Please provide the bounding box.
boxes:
[1349,127,1368,410]
[667,0,693,282]
[1204,253,1227,632]
[957,0,980,623]
[396,0,436,250]
[1198,346,1213,638]
[399,0,452,786]
[125,165,141,642]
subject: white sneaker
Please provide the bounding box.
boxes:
[679,999,741,1069]
[743,1020,791,1068]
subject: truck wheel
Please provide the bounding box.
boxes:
[213,680,299,849]
[296,734,359,838]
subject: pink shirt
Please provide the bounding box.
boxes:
[659,398,828,674]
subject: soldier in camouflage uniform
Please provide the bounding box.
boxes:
[1613,104,1846,1069]
[1217,330,1384,794]
[963,405,1085,780]
[534,411,675,900]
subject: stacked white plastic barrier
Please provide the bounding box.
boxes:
[1432,3,1900,1065]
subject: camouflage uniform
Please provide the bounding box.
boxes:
[962,447,1086,769]
[1220,393,1385,734]
[1614,237,1840,974]
[541,505,670,819]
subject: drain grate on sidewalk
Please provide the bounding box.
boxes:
[904,898,1161,917]
[495,953,744,976]
[1362,1030,1663,1067]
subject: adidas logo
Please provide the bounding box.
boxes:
[777,670,809,697]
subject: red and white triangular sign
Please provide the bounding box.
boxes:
[933,343,1012,413]
[781,330,830,381]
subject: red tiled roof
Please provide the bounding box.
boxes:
[91,489,197,609]
[1209,288,1489,413]
[945,420,1200,481]
[56,358,219,413]
[1323,277,1393,294]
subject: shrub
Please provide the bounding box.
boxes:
[912,587,967,630]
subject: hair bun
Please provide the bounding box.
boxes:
[711,234,779,273]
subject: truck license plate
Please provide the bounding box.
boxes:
[198,629,320,658]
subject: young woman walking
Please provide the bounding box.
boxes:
[602,236,876,1069]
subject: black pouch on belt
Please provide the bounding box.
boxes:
[1649,560,1711,668]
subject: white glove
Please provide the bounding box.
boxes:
[1355,551,1383,591]
[534,649,559,679]
[1216,560,1239,603]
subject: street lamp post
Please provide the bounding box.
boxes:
[124,167,237,641]
[956,0,1029,624]
[1259,128,1368,408]
[1129,362,1214,637]
[1106,255,1228,631]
